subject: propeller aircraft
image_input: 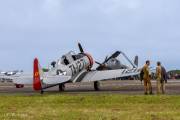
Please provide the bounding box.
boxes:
[4,43,141,94]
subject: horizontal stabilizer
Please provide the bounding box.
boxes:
[42,75,71,84]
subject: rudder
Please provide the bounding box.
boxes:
[134,56,138,67]
[33,58,42,91]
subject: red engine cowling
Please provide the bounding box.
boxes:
[15,84,24,88]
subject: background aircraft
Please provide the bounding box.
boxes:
[96,51,138,70]
[0,70,23,83]
[0,70,23,82]
[0,70,23,76]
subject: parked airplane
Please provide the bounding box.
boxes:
[0,70,24,83]
[7,43,140,94]
[96,51,138,70]
[0,70,23,76]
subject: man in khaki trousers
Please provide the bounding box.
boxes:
[142,60,153,95]
[156,62,165,94]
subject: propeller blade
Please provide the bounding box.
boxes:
[105,56,108,61]
[103,51,121,63]
[78,43,84,53]
[111,51,121,58]
[95,61,102,65]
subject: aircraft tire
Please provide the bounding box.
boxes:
[59,84,65,92]
[94,81,100,91]
[41,90,44,94]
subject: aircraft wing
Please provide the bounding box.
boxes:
[42,75,71,84]
[81,69,140,82]
[1,72,71,85]
[12,74,71,85]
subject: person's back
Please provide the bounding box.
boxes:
[143,64,150,80]
[161,66,167,83]
[156,66,162,80]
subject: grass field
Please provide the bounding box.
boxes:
[0,94,180,120]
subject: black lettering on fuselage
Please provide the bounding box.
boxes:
[69,59,86,76]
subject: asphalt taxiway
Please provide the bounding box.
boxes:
[0,80,180,95]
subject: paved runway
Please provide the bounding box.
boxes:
[0,80,180,95]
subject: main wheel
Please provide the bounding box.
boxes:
[94,81,100,91]
[59,84,65,92]
[40,89,44,94]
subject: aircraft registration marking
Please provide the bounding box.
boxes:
[69,59,86,76]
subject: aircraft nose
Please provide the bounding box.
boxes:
[84,53,94,68]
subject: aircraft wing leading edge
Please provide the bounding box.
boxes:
[81,69,140,82]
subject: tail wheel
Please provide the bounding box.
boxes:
[94,81,100,91]
[59,84,65,92]
[40,89,44,94]
[15,84,24,88]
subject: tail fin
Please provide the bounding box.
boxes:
[134,56,138,67]
[33,58,42,91]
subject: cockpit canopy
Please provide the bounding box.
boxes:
[50,51,85,68]
[58,51,84,66]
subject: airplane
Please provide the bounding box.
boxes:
[0,70,23,76]
[95,51,139,70]
[0,70,24,83]
[95,51,140,80]
[8,43,140,94]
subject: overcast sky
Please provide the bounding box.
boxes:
[0,0,180,71]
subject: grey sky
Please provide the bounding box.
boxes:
[0,0,180,71]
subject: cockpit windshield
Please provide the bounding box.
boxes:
[61,55,69,65]
[68,51,76,55]
[72,54,84,61]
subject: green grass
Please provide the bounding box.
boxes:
[0,94,180,120]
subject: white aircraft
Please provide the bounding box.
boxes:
[0,70,24,83]
[0,70,23,76]
[7,43,140,94]
[96,51,139,70]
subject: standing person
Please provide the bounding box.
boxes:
[142,60,153,95]
[161,66,168,84]
[156,62,165,94]
[156,62,166,94]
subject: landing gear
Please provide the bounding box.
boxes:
[94,81,100,91]
[59,84,65,92]
[40,89,44,94]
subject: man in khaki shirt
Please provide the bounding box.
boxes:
[156,62,165,94]
[142,60,153,95]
